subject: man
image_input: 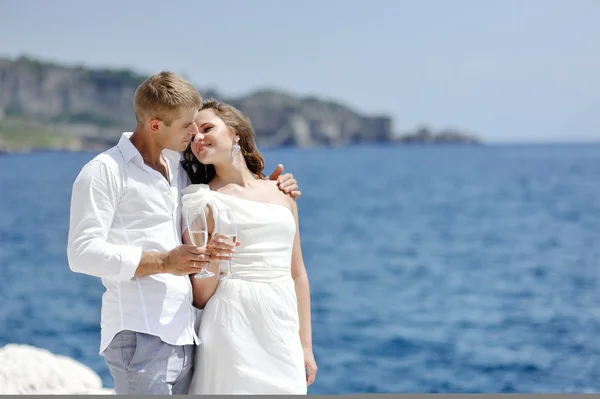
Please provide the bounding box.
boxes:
[67,71,300,394]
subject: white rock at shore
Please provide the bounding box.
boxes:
[0,344,113,394]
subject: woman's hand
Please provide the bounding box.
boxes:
[303,348,318,386]
[206,233,239,260]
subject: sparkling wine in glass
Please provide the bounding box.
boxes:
[215,209,237,276]
[185,206,215,279]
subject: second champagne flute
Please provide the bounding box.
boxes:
[214,209,237,276]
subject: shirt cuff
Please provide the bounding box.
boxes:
[115,246,143,281]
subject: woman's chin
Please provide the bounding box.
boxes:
[197,155,212,165]
[197,151,223,166]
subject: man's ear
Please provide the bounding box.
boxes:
[148,118,162,132]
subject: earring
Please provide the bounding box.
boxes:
[232,136,241,154]
[204,164,208,180]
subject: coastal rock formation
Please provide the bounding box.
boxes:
[0,344,112,394]
[394,126,482,145]
[0,56,482,152]
[0,56,394,150]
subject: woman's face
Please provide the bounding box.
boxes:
[191,109,237,165]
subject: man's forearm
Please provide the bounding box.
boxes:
[134,251,169,278]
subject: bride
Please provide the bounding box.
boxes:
[180,99,317,394]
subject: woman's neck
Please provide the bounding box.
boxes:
[213,158,256,187]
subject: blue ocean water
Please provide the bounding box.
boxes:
[1,144,599,393]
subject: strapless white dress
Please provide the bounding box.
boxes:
[181,184,306,395]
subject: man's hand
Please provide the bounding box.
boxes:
[269,164,301,198]
[164,244,211,275]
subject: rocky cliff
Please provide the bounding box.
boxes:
[0,56,398,150]
[0,56,481,152]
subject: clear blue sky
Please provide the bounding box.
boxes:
[1,0,598,142]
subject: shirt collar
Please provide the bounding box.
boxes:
[117,132,139,164]
[117,132,183,165]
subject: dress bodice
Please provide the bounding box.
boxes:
[180,184,296,282]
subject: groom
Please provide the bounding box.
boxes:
[67,71,301,394]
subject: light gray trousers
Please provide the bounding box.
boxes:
[103,330,195,395]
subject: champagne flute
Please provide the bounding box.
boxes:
[184,206,215,279]
[214,209,237,276]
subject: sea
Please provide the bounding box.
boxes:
[1,143,599,393]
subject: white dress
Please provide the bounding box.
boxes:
[181,184,307,395]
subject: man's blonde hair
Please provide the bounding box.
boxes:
[133,71,202,126]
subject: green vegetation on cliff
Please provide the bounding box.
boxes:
[0,56,482,153]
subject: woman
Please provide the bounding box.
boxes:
[180,99,317,394]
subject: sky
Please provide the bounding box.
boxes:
[0,0,598,143]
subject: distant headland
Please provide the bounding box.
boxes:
[0,56,482,153]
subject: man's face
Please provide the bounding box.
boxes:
[158,107,200,152]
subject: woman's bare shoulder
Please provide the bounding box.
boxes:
[261,179,295,209]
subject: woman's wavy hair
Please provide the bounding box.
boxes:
[181,99,265,184]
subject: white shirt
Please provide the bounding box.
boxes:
[67,132,199,354]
